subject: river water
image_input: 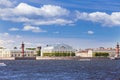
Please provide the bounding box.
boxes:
[0,60,120,80]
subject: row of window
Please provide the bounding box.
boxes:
[0,51,10,54]
[1,54,10,57]
[11,52,34,54]
[11,54,33,57]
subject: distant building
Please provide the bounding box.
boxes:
[0,42,35,58]
[75,50,93,57]
[41,44,75,56]
[91,49,116,57]
[76,49,116,57]
[76,44,119,57]
[0,49,35,57]
[36,46,42,56]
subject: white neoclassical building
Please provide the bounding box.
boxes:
[41,44,75,56]
[76,49,116,57]
[0,48,35,58]
[76,50,93,57]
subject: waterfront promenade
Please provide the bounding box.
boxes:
[0,56,110,60]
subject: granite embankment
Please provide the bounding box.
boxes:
[0,56,110,60]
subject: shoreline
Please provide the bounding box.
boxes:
[36,56,110,60]
[0,56,111,60]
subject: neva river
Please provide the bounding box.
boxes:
[0,60,120,80]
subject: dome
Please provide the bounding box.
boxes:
[53,44,73,50]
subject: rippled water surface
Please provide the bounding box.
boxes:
[0,60,120,80]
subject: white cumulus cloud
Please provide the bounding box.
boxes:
[0,1,120,27]
[30,19,73,26]
[0,0,15,8]
[87,31,94,35]
[76,11,120,26]
[9,27,19,31]
[0,39,15,48]
[23,25,47,33]
[0,32,9,37]
[16,35,22,38]
[13,3,69,17]
[0,3,71,26]
[40,5,69,17]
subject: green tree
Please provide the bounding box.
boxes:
[37,50,41,56]
[93,52,109,57]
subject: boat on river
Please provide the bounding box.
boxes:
[0,63,6,66]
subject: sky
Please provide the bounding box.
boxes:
[0,0,120,49]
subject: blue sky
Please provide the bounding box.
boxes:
[0,0,120,49]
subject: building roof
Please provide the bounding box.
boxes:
[43,43,74,50]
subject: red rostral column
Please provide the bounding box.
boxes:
[21,42,24,57]
[116,42,119,57]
